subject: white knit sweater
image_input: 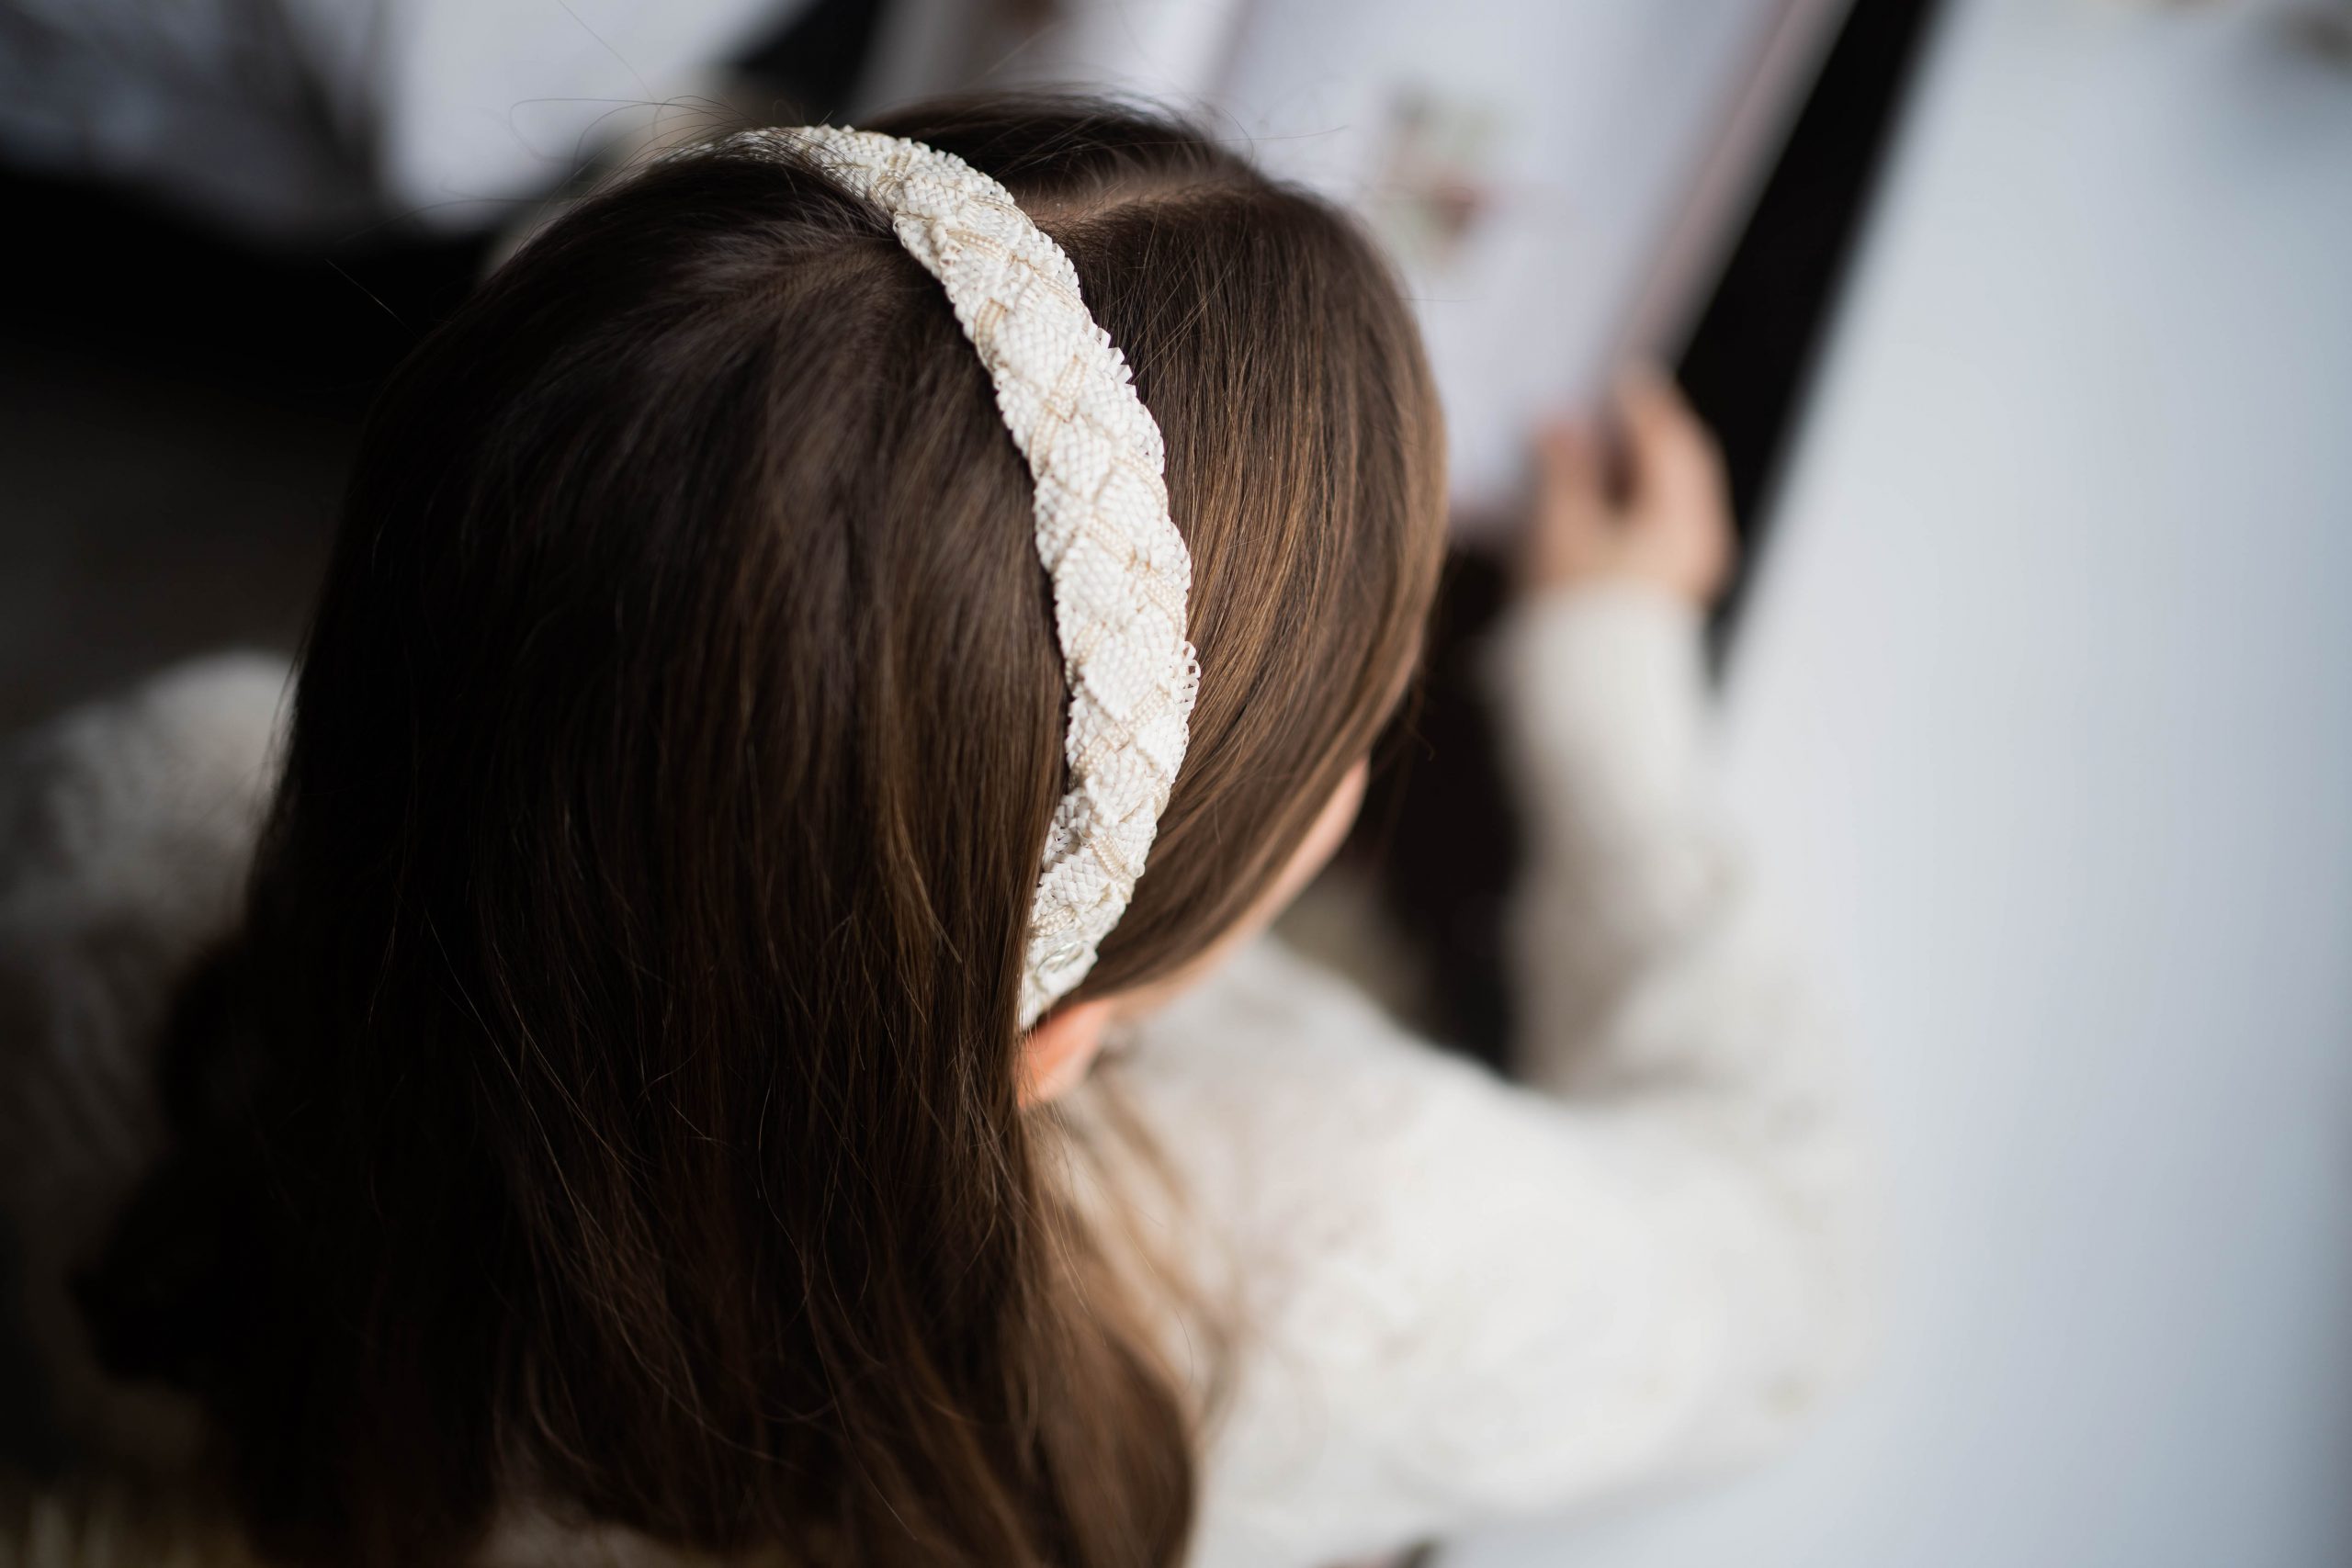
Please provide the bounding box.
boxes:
[0,582,1874,1567]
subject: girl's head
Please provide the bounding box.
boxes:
[90,94,1444,1566]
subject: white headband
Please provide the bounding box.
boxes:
[705,125,1200,1030]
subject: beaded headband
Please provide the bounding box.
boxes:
[704,126,1200,1030]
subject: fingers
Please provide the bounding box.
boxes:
[1614,365,1727,523]
[1522,368,1737,604]
[1524,414,1614,590]
[1535,415,1609,524]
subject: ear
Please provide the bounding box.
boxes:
[1022,996,1118,1107]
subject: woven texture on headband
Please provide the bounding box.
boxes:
[715,125,1200,1030]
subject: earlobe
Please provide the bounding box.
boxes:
[1017,761,1373,1109]
[1021,996,1118,1107]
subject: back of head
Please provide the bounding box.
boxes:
[83,93,1446,1567]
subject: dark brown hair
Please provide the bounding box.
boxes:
[82,93,1446,1567]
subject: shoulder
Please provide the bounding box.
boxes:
[1076,938,1609,1559]
[1088,935,1515,1304]
[1075,925,1862,1565]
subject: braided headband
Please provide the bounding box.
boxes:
[703,126,1200,1030]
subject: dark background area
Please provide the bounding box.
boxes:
[0,0,888,735]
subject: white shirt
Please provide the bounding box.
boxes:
[0,582,1875,1566]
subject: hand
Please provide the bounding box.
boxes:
[1522,366,1736,607]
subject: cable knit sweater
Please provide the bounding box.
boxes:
[0,581,1874,1568]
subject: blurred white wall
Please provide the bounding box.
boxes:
[1451,0,2352,1563]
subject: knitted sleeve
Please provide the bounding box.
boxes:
[0,652,292,1468]
[1080,582,1877,1568]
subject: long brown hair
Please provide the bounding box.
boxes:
[81,93,1446,1567]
